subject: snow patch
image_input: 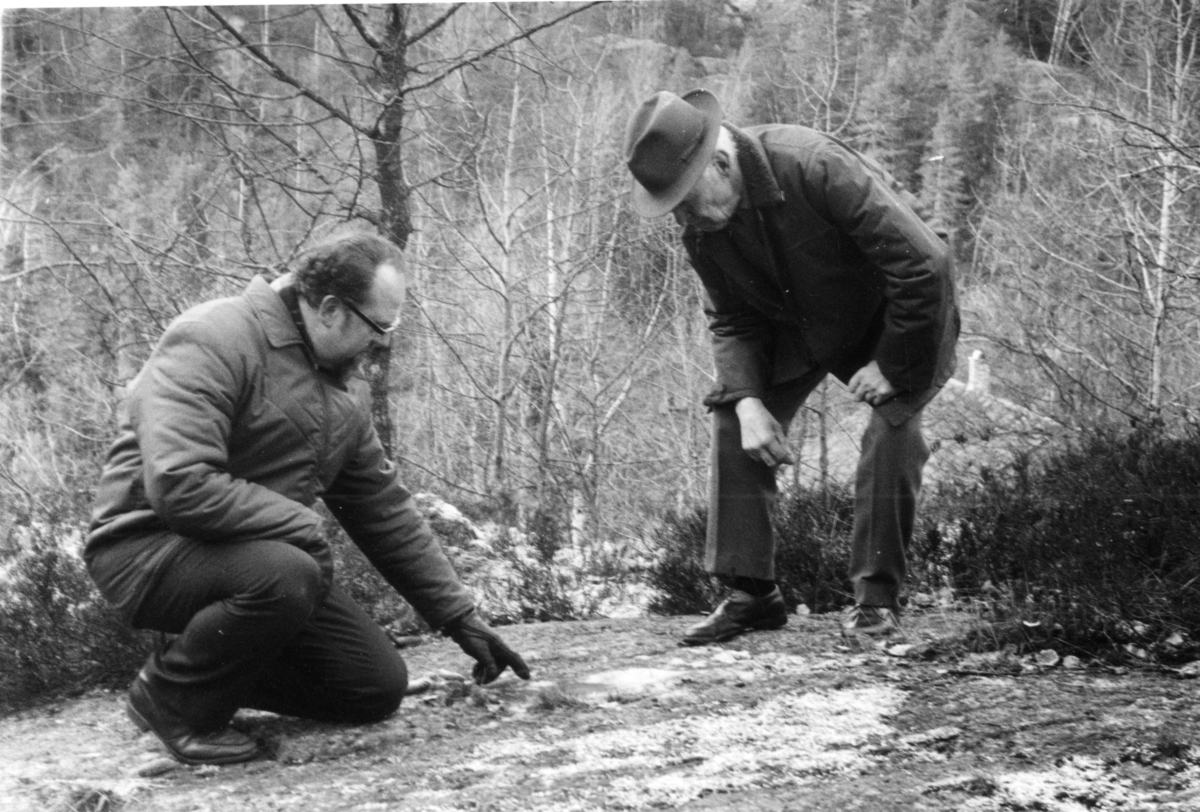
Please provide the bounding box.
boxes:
[448,686,905,808]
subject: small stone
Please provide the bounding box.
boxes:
[1176,661,1200,678]
[1165,632,1186,647]
[388,635,424,649]
[1062,655,1083,670]
[1035,649,1060,667]
[404,677,434,695]
[887,644,915,658]
[131,757,180,777]
[921,774,998,796]
[912,592,935,608]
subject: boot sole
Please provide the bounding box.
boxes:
[680,615,788,646]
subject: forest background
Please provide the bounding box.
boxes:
[3,0,1200,709]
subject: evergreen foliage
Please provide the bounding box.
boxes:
[650,427,1200,664]
[932,427,1200,660]
[647,485,856,617]
[646,507,719,616]
[0,516,154,713]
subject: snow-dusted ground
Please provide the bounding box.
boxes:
[4,612,1199,812]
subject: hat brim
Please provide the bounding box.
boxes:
[630,89,723,218]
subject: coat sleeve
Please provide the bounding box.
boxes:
[130,319,325,547]
[685,238,776,408]
[801,140,955,393]
[323,416,475,629]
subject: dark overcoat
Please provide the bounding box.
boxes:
[683,123,959,425]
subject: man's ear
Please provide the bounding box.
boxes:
[316,295,341,326]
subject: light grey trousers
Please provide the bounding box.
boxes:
[705,372,930,610]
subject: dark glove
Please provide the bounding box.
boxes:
[444,611,531,685]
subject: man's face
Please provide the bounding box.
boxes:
[311,262,406,370]
[672,160,740,232]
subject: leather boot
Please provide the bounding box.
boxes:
[127,674,260,766]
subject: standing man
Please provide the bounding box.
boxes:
[625,90,958,645]
[86,232,529,766]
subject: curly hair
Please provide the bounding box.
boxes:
[292,232,405,307]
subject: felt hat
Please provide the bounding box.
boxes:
[624,89,722,217]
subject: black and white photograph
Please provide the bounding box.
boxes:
[2,1,1200,809]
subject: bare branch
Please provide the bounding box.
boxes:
[200,6,363,133]
[404,2,604,95]
[341,4,382,51]
[403,3,465,48]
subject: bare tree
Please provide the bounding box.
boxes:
[974,0,1200,427]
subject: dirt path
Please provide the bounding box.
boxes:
[4,611,1200,811]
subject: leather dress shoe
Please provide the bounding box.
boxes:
[127,675,259,766]
[681,586,788,646]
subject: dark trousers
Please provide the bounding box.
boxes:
[128,538,406,731]
[706,372,930,610]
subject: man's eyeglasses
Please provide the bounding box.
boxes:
[342,298,398,336]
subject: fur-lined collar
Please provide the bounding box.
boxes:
[727,123,784,208]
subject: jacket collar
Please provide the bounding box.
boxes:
[244,275,305,350]
[728,123,784,209]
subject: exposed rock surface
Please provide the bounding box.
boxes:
[4,611,1199,811]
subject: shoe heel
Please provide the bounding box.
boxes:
[126,698,152,733]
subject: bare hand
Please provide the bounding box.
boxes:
[847,361,898,406]
[735,398,794,468]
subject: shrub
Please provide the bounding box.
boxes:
[645,506,721,615]
[772,484,856,612]
[463,525,617,624]
[339,493,619,628]
[931,426,1200,661]
[0,520,153,713]
[646,485,857,616]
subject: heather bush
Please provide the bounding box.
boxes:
[646,485,857,616]
[646,507,721,615]
[929,426,1200,662]
[648,425,1200,664]
[772,485,856,613]
[0,519,153,713]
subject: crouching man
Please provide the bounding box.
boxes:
[86,232,529,765]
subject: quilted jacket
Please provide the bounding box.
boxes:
[86,276,474,628]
